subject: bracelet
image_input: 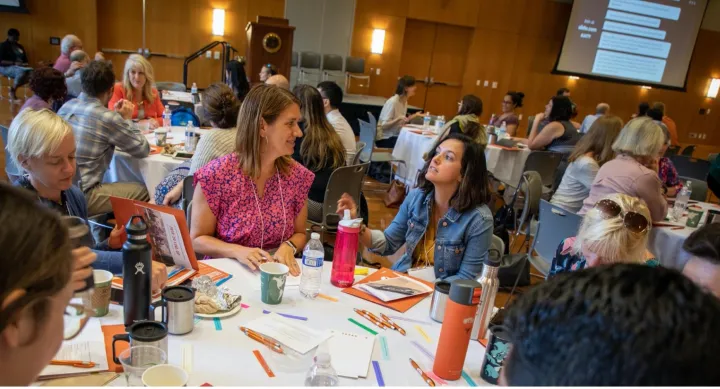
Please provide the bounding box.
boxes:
[283,240,297,255]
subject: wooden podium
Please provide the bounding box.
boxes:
[245,17,295,83]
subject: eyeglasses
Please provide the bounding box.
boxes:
[592,199,649,234]
[63,303,90,340]
[265,64,273,68]
[502,101,513,105]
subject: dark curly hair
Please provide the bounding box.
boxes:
[28,67,67,102]
[503,264,720,386]
[201,83,240,129]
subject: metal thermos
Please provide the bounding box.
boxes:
[111,320,168,364]
[471,256,500,341]
[429,281,451,323]
[62,216,95,292]
[152,286,196,335]
[432,280,482,380]
[122,215,152,327]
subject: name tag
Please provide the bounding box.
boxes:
[408,266,435,283]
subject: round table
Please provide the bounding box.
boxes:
[648,201,720,270]
[93,258,488,387]
[484,145,532,187]
[104,127,208,200]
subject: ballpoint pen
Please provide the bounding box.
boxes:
[409,358,436,387]
[239,327,284,354]
[380,313,407,335]
[363,310,391,328]
[354,308,390,329]
[50,360,96,368]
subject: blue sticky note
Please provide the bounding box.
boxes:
[213,317,222,330]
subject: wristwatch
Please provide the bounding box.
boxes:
[283,240,297,255]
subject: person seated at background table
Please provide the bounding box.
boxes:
[317,81,356,165]
[259,63,278,83]
[266,74,289,90]
[646,107,669,134]
[569,103,581,130]
[557,87,570,97]
[578,117,667,221]
[631,101,649,119]
[336,133,493,282]
[501,264,720,386]
[658,126,682,197]
[53,34,82,75]
[525,96,580,152]
[158,83,241,206]
[65,50,90,98]
[440,94,486,146]
[7,108,168,289]
[489,91,524,137]
[191,85,313,277]
[377,75,425,148]
[551,116,623,213]
[0,183,94,386]
[0,28,32,102]
[682,223,720,299]
[108,54,164,128]
[19,67,66,112]
[292,85,346,223]
[579,102,609,134]
[652,101,678,147]
[57,60,150,216]
[549,194,656,277]
[225,59,250,102]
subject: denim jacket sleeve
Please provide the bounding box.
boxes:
[368,190,419,256]
[442,208,493,282]
[92,249,124,275]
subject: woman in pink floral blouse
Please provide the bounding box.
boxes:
[190,85,314,276]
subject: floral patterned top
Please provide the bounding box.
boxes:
[194,153,314,251]
[549,237,659,277]
[658,157,682,193]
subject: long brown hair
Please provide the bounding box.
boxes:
[292,85,346,171]
[235,84,299,178]
[202,83,240,129]
[568,115,623,166]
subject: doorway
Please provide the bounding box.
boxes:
[398,20,473,119]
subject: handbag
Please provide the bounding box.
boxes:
[383,179,407,208]
[497,253,530,288]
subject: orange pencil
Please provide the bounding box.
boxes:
[410,358,436,387]
[239,327,284,354]
[354,308,390,329]
[380,313,407,336]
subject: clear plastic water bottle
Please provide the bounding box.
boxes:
[423,112,431,130]
[185,122,196,153]
[672,181,692,221]
[162,105,172,128]
[300,232,324,299]
[434,115,445,134]
[304,353,339,386]
[499,121,508,139]
[191,82,198,103]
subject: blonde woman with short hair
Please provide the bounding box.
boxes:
[549,193,657,277]
[578,117,668,221]
[108,54,165,128]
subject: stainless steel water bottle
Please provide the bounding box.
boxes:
[471,256,500,341]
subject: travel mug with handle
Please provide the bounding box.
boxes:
[151,285,195,335]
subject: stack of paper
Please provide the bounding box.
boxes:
[327,330,376,378]
[39,319,108,379]
[245,313,332,354]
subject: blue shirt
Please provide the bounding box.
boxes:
[368,188,493,282]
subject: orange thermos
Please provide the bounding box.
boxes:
[432,279,481,380]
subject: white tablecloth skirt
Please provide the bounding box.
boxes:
[484,146,532,186]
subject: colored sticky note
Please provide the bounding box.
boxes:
[462,370,477,387]
[415,325,432,343]
[348,318,378,335]
[372,361,385,386]
[213,317,222,330]
[379,336,390,360]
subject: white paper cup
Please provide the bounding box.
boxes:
[142,364,189,387]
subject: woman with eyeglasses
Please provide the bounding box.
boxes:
[0,183,95,385]
[578,117,668,222]
[549,193,657,277]
[489,91,524,137]
[259,63,278,83]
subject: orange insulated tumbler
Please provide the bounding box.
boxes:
[432,279,481,380]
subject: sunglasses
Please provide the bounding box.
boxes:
[592,199,649,234]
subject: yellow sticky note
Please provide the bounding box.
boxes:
[354,268,369,275]
[415,325,432,344]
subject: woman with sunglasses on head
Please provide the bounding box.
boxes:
[489,91,524,137]
[578,117,668,222]
[336,133,494,282]
[549,193,657,277]
[0,183,97,385]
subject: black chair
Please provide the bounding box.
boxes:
[181,175,194,212]
[679,176,708,202]
[681,145,696,157]
[664,145,681,157]
[669,155,710,181]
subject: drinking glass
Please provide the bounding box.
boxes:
[118,346,167,386]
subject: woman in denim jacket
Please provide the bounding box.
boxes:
[337,133,493,282]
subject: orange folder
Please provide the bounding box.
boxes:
[341,268,433,313]
[101,324,127,373]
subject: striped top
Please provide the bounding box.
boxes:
[189,127,238,174]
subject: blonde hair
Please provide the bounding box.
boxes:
[611,117,664,158]
[122,54,156,104]
[7,109,73,169]
[292,85,346,171]
[573,193,652,265]
[235,84,299,178]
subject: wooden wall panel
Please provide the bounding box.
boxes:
[406,0,480,28]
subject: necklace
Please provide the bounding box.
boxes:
[248,167,287,250]
[421,204,438,268]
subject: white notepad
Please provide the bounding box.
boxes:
[39,319,108,379]
[246,313,332,354]
[327,330,376,379]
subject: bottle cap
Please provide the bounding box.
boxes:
[484,255,500,268]
[311,232,320,240]
[315,353,332,366]
[125,215,148,240]
[448,279,481,306]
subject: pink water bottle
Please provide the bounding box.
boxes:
[331,210,360,287]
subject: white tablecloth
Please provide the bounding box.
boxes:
[648,201,720,271]
[104,127,207,199]
[392,127,532,188]
[92,258,488,386]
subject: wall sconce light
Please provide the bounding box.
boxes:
[371,29,385,54]
[212,9,225,36]
[641,85,652,90]
[708,78,720,98]
[568,76,579,80]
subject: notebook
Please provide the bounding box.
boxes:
[39,319,108,379]
[342,268,433,313]
[327,330,376,379]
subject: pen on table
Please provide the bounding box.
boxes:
[239,326,284,354]
[671,226,685,230]
[364,310,392,330]
[409,358,436,387]
[380,313,406,335]
[354,308,389,329]
[50,360,96,368]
